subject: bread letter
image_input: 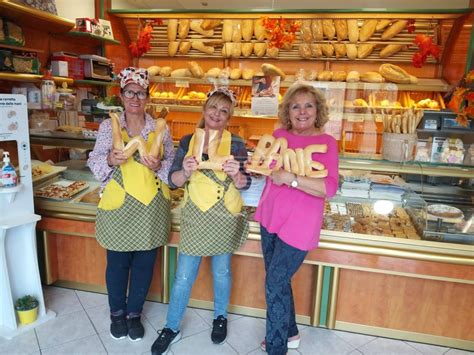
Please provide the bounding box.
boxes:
[381,20,407,40]
[149,118,167,158]
[167,19,178,41]
[334,19,348,41]
[242,19,254,41]
[359,19,377,41]
[110,112,124,150]
[347,19,359,43]
[123,136,147,159]
[311,19,324,41]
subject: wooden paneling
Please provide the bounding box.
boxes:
[336,269,474,340]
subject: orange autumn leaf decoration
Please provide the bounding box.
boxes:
[129,19,163,58]
[447,70,474,127]
[412,34,440,68]
[261,17,300,49]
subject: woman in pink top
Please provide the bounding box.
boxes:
[255,83,339,355]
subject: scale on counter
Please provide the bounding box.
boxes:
[420,110,474,131]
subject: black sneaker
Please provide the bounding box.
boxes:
[127,316,144,342]
[151,328,181,354]
[211,315,227,344]
[110,314,128,340]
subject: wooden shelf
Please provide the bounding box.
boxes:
[0,72,73,84]
[67,31,121,45]
[0,43,44,53]
[74,79,118,87]
[0,0,75,33]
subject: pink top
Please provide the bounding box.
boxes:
[255,128,339,251]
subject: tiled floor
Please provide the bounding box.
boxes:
[1,286,472,355]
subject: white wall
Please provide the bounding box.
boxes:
[55,0,95,21]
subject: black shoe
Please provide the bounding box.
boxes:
[151,328,181,354]
[110,314,128,340]
[211,315,227,344]
[127,316,144,342]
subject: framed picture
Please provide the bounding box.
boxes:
[98,19,114,39]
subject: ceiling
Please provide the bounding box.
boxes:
[111,0,472,10]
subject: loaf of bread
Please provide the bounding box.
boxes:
[254,18,267,41]
[222,19,233,42]
[322,19,336,40]
[222,42,233,58]
[179,41,192,54]
[379,44,404,58]
[318,71,333,81]
[188,61,204,78]
[231,43,242,58]
[170,68,192,77]
[353,98,369,107]
[346,44,358,59]
[254,42,266,57]
[346,71,360,82]
[147,66,161,76]
[205,67,221,78]
[167,19,178,41]
[299,44,312,59]
[230,68,242,80]
[301,20,313,42]
[192,41,215,54]
[168,41,179,56]
[376,19,392,32]
[232,20,242,42]
[159,66,172,77]
[332,71,347,82]
[311,19,324,41]
[379,63,417,84]
[357,43,375,59]
[220,67,231,79]
[178,19,190,39]
[381,20,407,40]
[347,19,359,43]
[261,63,286,80]
[359,19,377,41]
[334,19,348,41]
[242,68,255,80]
[242,19,254,41]
[310,43,323,58]
[201,19,221,30]
[360,71,384,83]
[190,20,214,36]
[266,46,279,58]
[333,43,346,58]
[241,42,253,57]
[321,43,334,57]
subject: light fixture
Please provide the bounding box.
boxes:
[373,200,394,215]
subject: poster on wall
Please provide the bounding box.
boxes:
[251,76,280,116]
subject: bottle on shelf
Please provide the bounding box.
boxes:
[0,151,18,188]
[41,70,56,110]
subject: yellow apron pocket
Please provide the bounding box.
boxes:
[98,179,126,211]
[161,183,171,200]
[224,185,243,216]
[121,160,158,206]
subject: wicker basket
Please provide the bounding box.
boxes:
[382,132,417,162]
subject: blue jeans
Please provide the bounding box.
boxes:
[106,248,158,315]
[261,226,308,355]
[166,252,232,331]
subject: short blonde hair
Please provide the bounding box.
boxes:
[197,91,235,128]
[278,83,329,130]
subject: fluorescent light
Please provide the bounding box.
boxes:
[373,200,394,215]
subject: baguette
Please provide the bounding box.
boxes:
[347,19,359,43]
[254,18,267,41]
[266,46,279,58]
[222,19,233,41]
[301,20,313,42]
[332,71,347,82]
[334,19,348,41]
[379,63,417,84]
[191,41,215,54]
[321,43,334,57]
[201,19,221,30]
[310,43,323,58]
[299,44,312,59]
[167,19,178,42]
[232,20,242,42]
[322,19,336,40]
[381,20,407,40]
[357,43,375,59]
[261,63,286,80]
[318,70,333,81]
[376,19,392,32]
[242,19,254,41]
[311,19,324,41]
[346,70,360,82]
[359,19,377,41]
[110,112,124,150]
[178,41,192,54]
[379,44,404,58]
[190,20,214,37]
[346,44,358,59]
[241,42,253,57]
[360,71,384,83]
[333,43,347,58]
[254,42,267,57]
[178,19,190,39]
[168,41,179,56]
[123,136,147,159]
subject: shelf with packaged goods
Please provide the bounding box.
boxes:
[66,31,121,45]
[0,0,75,34]
[73,79,119,87]
[0,43,44,53]
[0,72,73,84]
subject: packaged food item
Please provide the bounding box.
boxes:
[12,52,40,74]
[0,49,14,71]
[0,151,18,188]
[439,138,465,164]
[41,71,56,110]
[2,20,25,46]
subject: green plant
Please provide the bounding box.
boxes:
[15,295,39,311]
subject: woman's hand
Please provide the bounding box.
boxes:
[270,169,293,186]
[107,149,128,166]
[141,155,162,171]
[182,156,198,178]
[223,158,240,178]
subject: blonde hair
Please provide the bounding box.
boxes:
[197,91,236,128]
[278,83,329,130]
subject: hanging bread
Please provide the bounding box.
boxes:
[147,66,161,76]
[357,43,375,59]
[167,19,178,41]
[334,19,348,41]
[379,44,405,58]
[381,20,408,40]
[359,19,377,41]
[332,71,347,82]
[242,68,255,80]
[222,19,233,42]
[346,71,360,82]
[241,42,253,57]
[231,43,242,58]
[170,68,192,77]
[201,19,221,30]
[254,18,267,41]
[376,19,392,32]
[301,20,313,42]
[266,47,279,58]
[232,20,242,42]
[205,67,221,78]
[178,41,192,54]
[191,41,215,54]
[254,42,267,57]
[299,43,312,59]
[318,71,333,81]
[178,19,190,39]
[168,41,179,56]
[230,68,242,80]
[159,66,172,77]
[322,19,336,40]
[190,20,214,37]
[333,43,347,58]
[321,43,334,57]
[222,42,233,58]
[346,44,358,59]
[261,63,286,80]
[311,19,324,41]
[188,61,204,78]
[310,43,323,58]
[360,71,384,83]
[379,63,418,84]
[347,19,359,43]
[242,19,254,41]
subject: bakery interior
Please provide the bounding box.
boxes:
[0,0,473,351]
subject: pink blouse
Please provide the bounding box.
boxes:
[255,128,339,251]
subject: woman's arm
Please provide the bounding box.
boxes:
[155,127,176,185]
[168,136,193,189]
[87,120,114,183]
[228,135,252,190]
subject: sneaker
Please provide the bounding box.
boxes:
[211,315,227,344]
[151,328,181,354]
[127,316,144,342]
[110,314,128,340]
[260,335,301,351]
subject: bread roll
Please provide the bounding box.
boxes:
[310,43,323,58]
[261,63,286,80]
[379,63,417,84]
[232,20,242,42]
[360,71,384,83]
[222,42,233,58]
[168,41,179,56]
[346,71,360,82]
[188,61,204,78]
[301,20,313,42]
[167,19,178,42]
[170,68,191,77]
[359,19,377,41]
[305,70,318,81]
[222,19,233,41]
[254,18,267,41]
[376,19,392,32]
[321,43,334,57]
[159,66,172,77]
[299,44,312,59]
[178,41,192,54]
[192,41,215,54]
[190,20,214,37]
[242,19,254,41]
[318,71,333,81]
[230,68,242,80]
[254,42,266,57]
[205,67,221,78]
[357,43,375,59]
[311,19,324,41]
[266,46,279,58]
[220,67,231,79]
[379,44,404,58]
[322,19,336,40]
[241,42,253,57]
[381,20,407,40]
[347,19,359,43]
[333,43,346,58]
[178,19,190,39]
[242,68,255,80]
[346,43,358,59]
[332,71,347,82]
[201,19,221,30]
[147,66,161,76]
[231,43,242,58]
[334,19,348,41]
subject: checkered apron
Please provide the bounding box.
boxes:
[96,153,171,252]
[180,170,249,256]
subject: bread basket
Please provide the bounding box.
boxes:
[382,132,417,162]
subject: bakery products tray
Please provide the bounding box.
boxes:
[34,179,89,201]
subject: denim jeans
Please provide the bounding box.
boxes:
[261,226,308,355]
[106,248,158,315]
[166,252,232,331]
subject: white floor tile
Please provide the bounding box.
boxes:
[225,316,266,354]
[35,310,96,349]
[75,290,108,310]
[84,303,112,334]
[142,301,169,320]
[170,329,237,355]
[41,334,107,354]
[333,329,377,349]
[405,340,449,354]
[297,327,355,355]
[348,350,364,355]
[358,337,423,355]
[445,349,474,355]
[44,289,83,316]
[42,286,73,298]
[193,307,243,326]
[179,308,212,338]
[0,329,39,354]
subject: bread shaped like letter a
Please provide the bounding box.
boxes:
[110,112,124,150]
[193,128,234,170]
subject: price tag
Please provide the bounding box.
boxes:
[175,80,189,88]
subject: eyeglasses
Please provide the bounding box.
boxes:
[123,90,147,100]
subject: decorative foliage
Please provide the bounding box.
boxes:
[129,19,163,58]
[447,70,474,127]
[411,34,440,68]
[261,17,300,49]
[15,295,38,311]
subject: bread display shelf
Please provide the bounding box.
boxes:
[0,72,73,84]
